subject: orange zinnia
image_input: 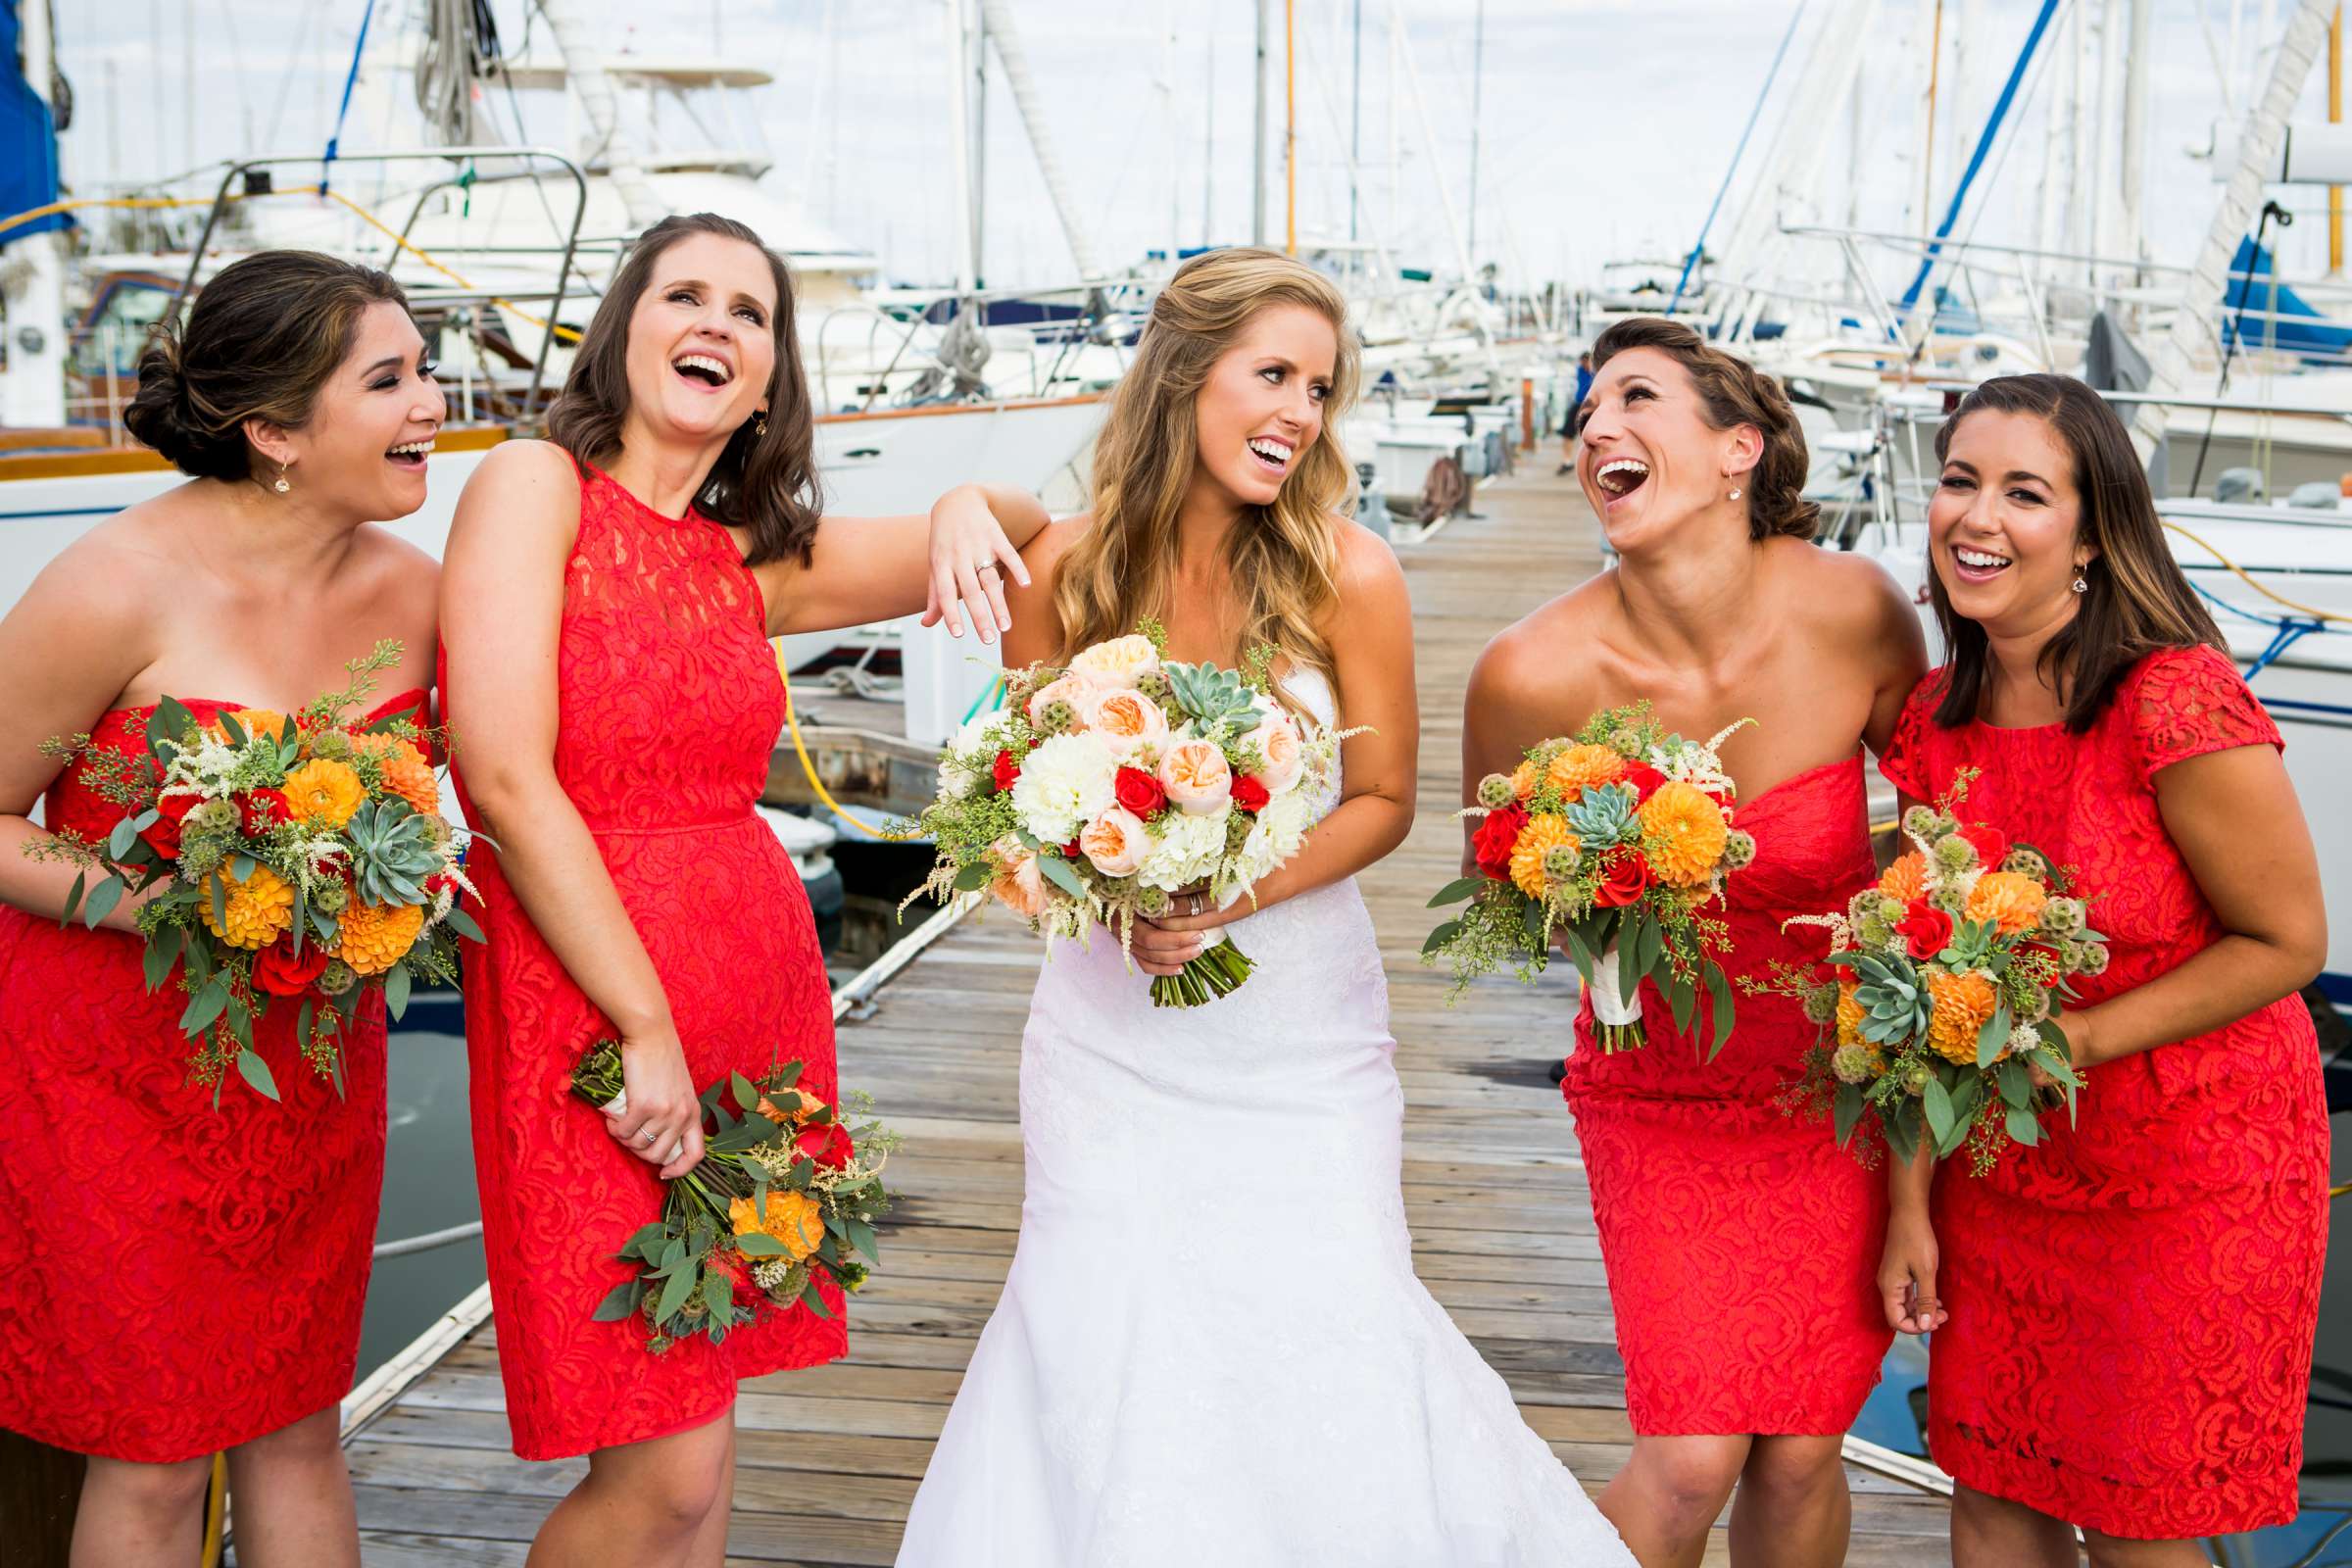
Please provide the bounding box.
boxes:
[209,708,288,747]
[1925,969,1998,1064]
[1544,743,1626,803]
[1835,980,1865,1048]
[1878,852,1929,904]
[730,1190,823,1262]
[1964,871,2047,937]
[1638,782,1729,887]
[201,863,295,950]
[283,760,368,830]
[339,900,425,975]
[1507,813,1579,900]
[356,734,440,818]
[1509,759,1542,803]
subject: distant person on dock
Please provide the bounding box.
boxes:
[1558,351,1594,474]
[1875,374,2328,1568]
[438,211,1051,1568]
[896,247,1639,1567]
[1466,315,1926,1568]
[0,251,443,1568]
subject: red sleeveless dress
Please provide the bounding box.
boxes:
[1878,647,2328,1537]
[1561,755,1893,1434]
[0,692,413,1462]
[448,462,845,1461]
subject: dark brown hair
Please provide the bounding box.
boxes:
[1927,373,2224,733]
[1586,316,1819,541]
[122,251,409,481]
[546,212,822,566]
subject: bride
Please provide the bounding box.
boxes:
[895,249,1635,1567]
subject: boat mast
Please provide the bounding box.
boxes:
[1468,0,1485,264]
[1254,0,1270,246]
[943,0,977,294]
[978,0,1102,279]
[2132,0,2334,462]
[534,0,667,231]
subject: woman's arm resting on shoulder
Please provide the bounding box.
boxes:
[1130,530,1418,970]
[440,442,707,1177]
[0,541,164,930]
[2064,743,2326,1068]
[757,482,1052,644]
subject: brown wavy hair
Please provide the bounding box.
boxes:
[547,212,822,565]
[1586,316,1819,541]
[1926,373,2224,733]
[1053,247,1360,695]
[123,251,408,482]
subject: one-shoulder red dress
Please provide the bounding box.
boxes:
[1878,646,2328,1537]
[0,692,415,1462]
[448,462,845,1461]
[1562,755,1894,1434]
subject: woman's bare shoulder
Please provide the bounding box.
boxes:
[1467,580,1610,717]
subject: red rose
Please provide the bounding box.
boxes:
[793,1120,855,1170]
[1472,804,1529,881]
[1113,764,1167,817]
[1593,849,1651,908]
[1620,761,1667,802]
[992,749,1021,791]
[1060,839,1084,860]
[252,937,331,998]
[1896,900,1954,960]
[237,788,292,836]
[138,793,199,860]
[1230,774,1271,814]
[1959,823,2008,869]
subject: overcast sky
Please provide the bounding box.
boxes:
[51,0,2342,294]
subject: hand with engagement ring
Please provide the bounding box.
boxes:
[923,483,1034,646]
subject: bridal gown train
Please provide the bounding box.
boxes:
[897,672,1635,1567]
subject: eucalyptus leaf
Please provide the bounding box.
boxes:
[1923,1075,1956,1145]
[218,710,248,748]
[799,1280,833,1320]
[1702,960,1736,1058]
[2006,1105,2042,1146]
[847,1217,879,1264]
[1426,876,1483,908]
[1833,1081,1866,1146]
[384,962,412,1021]
[1975,1006,2013,1069]
[656,1263,697,1325]
[952,860,993,893]
[59,870,84,928]
[106,818,140,859]
[444,906,486,944]
[82,876,123,931]
[180,976,231,1035]
[142,927,182,992]
[1035,853,1086,900]
[591,1282,640,1322]
[1421,919,1463,957]
[235,1048,280,1102]
[1995,1058,2030,1110]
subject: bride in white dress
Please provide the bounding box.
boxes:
[895,249,1634,1568]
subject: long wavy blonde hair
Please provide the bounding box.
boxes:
[1053,247,1361,697]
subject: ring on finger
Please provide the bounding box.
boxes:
[639,1126,659,1146]
[974,560,1000,576]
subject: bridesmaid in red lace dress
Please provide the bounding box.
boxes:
[1463,317,1924,1568]
[1873,375,2328,1567]
[0,253,442,1567]
[438,212,1050,1567]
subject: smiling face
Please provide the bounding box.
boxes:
[1190,303,1337,513]
[620,231,780,451]
[260,300,444,521]
[1575,346,1757,552]
[1928,408,2093,636]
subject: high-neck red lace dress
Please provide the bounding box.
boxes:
[1878,646,2328,1537]
[0,692,414,1462]
[448,462,845,1461]
[1561,754,1894,1434]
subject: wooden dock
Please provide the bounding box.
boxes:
[330,465,1954,1565]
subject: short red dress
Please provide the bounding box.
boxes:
[449,462,845,1461]
[1562,755,1894,1434]
[1878,646,2328,1537]
[0,693,411,1463]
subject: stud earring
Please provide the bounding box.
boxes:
[272,462,291,495]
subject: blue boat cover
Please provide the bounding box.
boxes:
[0,0,69,248]
[2222,237,2352,364]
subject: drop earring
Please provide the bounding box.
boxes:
[1728,487,1742,502]
[272,462,291,495]
[753,412,768,438]
[2071,573,2088,594]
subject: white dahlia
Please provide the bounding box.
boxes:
[1009,732,1117,845]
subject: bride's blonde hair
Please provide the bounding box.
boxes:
[1053,248,1360,696]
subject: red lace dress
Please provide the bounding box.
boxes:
[0,693,413,1463]
[1878,646,2328,1537]
[448,462,844,1461]
[1562,755,1893,1434]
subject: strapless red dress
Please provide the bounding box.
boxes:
[448,462,844,1461]
[1879,647,2328,1537]
[1561,754,1893,1435]
[0,692,414,1462]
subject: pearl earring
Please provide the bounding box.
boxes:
[1728,487,1742,502]
[272,462,291,495]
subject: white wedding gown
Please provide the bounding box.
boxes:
[896,673,1635,1567]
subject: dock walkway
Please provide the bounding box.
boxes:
[334,465,1953,1565]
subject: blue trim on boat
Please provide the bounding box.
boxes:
[0,507,122,522]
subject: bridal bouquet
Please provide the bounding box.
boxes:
[568,1038,896,1353]
[1758,774,2101,1173]
[26,641,480,1103]
[900,621,1349,1007]
[1425,703,1753,1054]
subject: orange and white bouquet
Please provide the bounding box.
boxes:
[1758,773,2100,1173]
[28,641,480,1103]
[1425,702,1753,1054]
[901,620,1351,1006]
